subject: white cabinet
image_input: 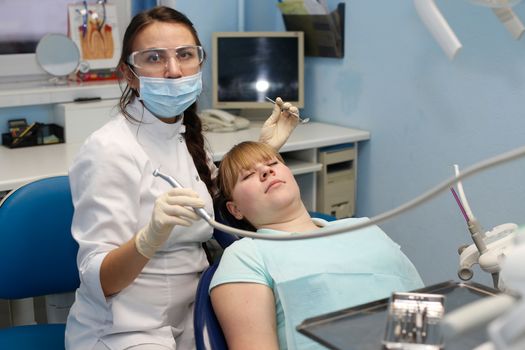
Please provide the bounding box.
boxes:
[53,99,119,143]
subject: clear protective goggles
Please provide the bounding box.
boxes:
[127,45,204,73]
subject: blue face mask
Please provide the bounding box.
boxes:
[137,71,202,118]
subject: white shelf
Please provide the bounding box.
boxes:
[206,122,370,162]
[0,79,122,108]
[285,158,322,175]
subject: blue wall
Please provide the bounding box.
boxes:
[4,0,525,287]
[235,0,525,287]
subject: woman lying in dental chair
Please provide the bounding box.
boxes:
[209,141,424,350]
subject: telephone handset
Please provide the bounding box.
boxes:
[199,109,250,132]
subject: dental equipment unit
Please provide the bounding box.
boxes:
[450,164,518,290]
[441,228,525,350]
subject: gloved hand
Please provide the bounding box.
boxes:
[135,188,205,259]
[259,97,300,150]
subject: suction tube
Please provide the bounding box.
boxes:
[153,143,525,241]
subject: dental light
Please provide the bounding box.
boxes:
[414,0,524,60]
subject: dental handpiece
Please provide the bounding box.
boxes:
[152,168,213,223]
[265,96,310,124]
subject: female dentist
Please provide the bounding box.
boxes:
[65,6,300,350]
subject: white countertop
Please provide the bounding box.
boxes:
[0,122,370,192]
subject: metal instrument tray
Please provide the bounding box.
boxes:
[296,281,499,350]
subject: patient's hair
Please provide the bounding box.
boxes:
[215,141,284,230]
[218,141,284,201]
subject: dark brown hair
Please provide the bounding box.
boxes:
[116,6,213,195]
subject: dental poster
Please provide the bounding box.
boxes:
[68,3,121,70]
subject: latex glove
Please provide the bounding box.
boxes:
[259,97,300,150]
[135,188,205,259]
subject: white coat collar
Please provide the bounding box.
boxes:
[126,98,186,139]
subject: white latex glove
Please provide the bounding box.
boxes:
[135,188,205,259]
[259,97,300,150]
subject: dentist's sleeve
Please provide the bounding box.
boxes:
[69,135,143,305]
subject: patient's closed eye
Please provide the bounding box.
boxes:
[242,171,255,180]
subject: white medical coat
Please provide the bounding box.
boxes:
[65,100,214,350]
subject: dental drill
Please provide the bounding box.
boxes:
[152,168,213,224]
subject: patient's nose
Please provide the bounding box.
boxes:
[259,166,274,181]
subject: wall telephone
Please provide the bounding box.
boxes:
[199,109,250,132]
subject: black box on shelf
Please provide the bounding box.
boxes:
[282,2,345,58]
[2,123,64,148]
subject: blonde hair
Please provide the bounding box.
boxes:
[218,141,284,201]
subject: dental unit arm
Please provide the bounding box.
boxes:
[441,229,525,350]
[147,144,525,242]
[451,164,518,290]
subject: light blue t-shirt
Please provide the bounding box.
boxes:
[209,217,424,350]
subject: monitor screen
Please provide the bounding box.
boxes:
[212,31,304,110]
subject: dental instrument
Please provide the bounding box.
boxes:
[152,168,213,223]
[265,96,310,124]
[383,292,445,349]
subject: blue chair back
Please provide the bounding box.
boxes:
[0,176,80,350]
[194,261,227,350]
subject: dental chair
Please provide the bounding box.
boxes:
[0,176,79,350]
[194,210,336,350]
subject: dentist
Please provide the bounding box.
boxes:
[65,6,299,350]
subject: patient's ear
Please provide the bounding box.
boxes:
[226,201,243,220]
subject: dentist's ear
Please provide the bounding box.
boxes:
[226,201,244,220]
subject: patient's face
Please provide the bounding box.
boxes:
[227,157,301,226]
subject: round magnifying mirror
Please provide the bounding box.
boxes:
[36,33,80,82]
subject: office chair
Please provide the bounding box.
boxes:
[0,176,80,350]
[195,210,336,350]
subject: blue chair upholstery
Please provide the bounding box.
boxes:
[194,261,227,350]
[195,211,336,349]
[0,176,79,350]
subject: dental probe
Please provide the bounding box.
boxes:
[152,168,213,223]
[265,96,310,124]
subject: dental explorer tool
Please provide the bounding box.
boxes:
[152,168,213,224]
[265,96,310,124]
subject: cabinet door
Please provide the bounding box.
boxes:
[54,99,118,143]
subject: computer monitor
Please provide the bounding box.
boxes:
[212,31,304,111]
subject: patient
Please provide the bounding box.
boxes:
[209,141,424,350]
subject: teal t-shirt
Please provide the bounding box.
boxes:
[209,217,424,350]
